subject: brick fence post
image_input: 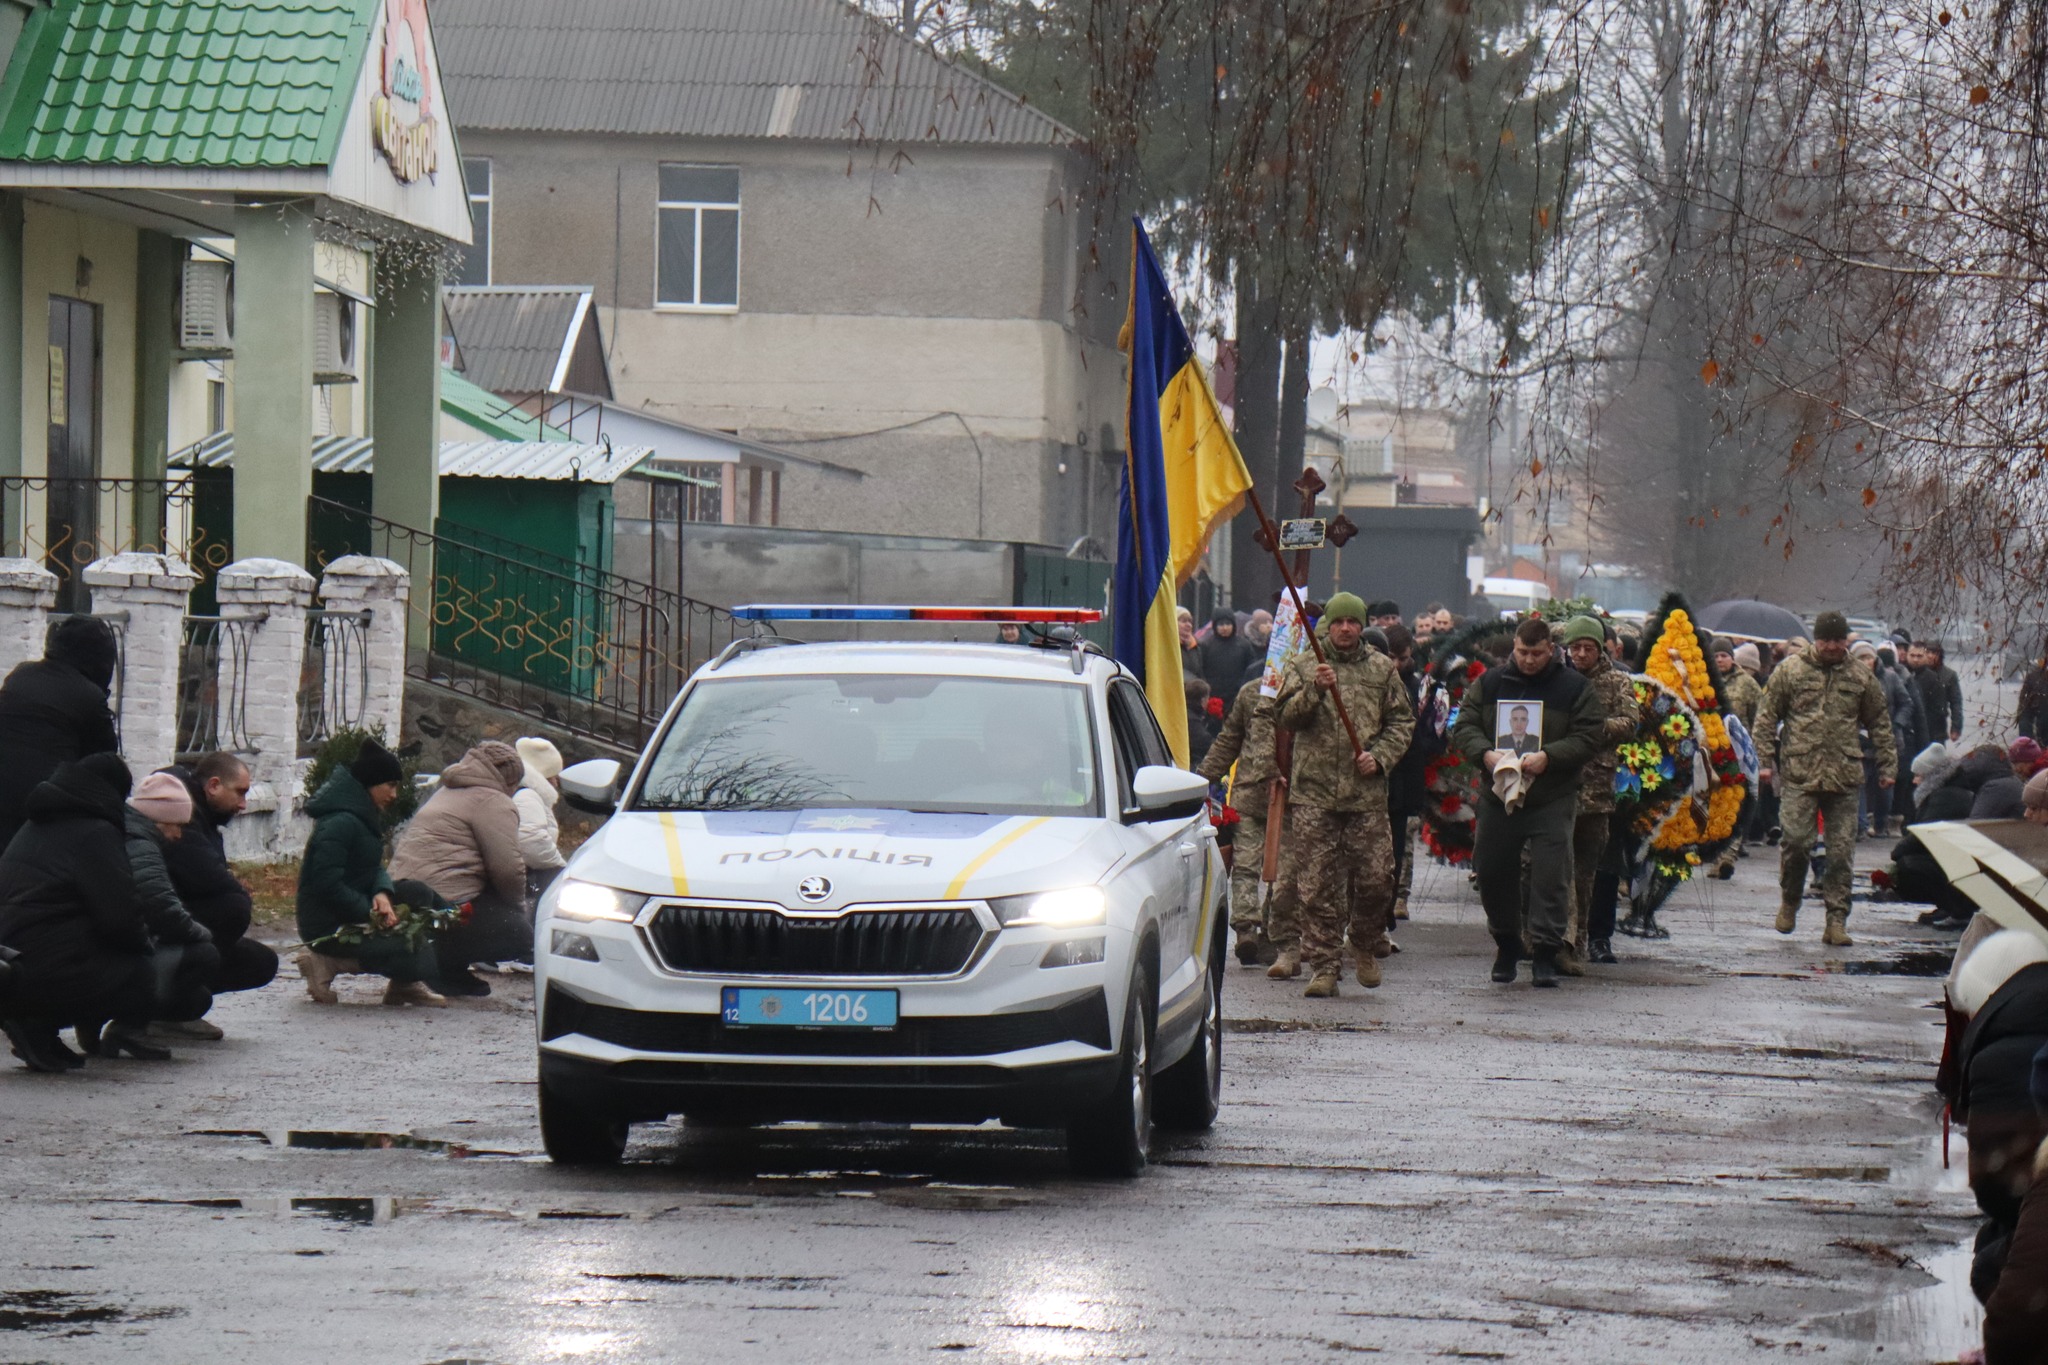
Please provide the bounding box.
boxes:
[216,557,316,801]
[316,555,411,744]
[84,552,198,775]
[0,558,57,678]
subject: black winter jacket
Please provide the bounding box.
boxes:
[122,808,211,948]
[160,766,255,942]
[1959,963,2048,1126]
[1974,776,2029,822]
[0,760,146,957]
[1450,655,1606,810]
[0,617,119,848]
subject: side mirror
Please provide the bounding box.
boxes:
[1128,764,1209,823]
[560,758,623,815]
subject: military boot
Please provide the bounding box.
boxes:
[1393,896,1410,922]
[1553,944,1586,977]
[1530,953,1560,988]
[1266,947,1301,980]
[1233,927,1265,967]
[1489,936,1519,984]
[296,950,358,1006]
[1822,912,1853,947]
[1355,954,1382,989]
[1303,970,1340,998]
[1774,902,1798,935]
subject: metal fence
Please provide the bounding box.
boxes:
[298,609,373,755]
[1,477,209,612]
[175,615,252,760]
[310,497,745,748]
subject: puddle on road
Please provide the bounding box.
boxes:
[184,1128,529,1160]
[1832,949,1956,977]
[0,1288,181,1334]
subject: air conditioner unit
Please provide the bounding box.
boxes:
[313,293,357,384]
[180,259,234,352]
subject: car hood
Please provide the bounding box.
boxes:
[566,809,1128,911]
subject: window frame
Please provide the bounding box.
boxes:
[458,156,492,287]
[655,163,741,313]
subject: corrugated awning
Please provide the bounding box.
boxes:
[169,434,658,485]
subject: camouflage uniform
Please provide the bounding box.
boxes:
[1722,668,1764,731]
[1753,647,1897,922]
[1197,680,1298,944]
[1572,656,1641,954]
[1275,637,1415,977]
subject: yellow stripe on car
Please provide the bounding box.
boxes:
[944,817,1050,898]
[657,813,690,895]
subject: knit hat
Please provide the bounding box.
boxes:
[1733,642,1761,672]
[128,770,192,825]
[349,738,403,789]
[75,751,133,802]
[1709,636,1736,656]
[516,737,564,780]
[2027,768,2048,811]
[1557,615,1606,646]
[2010,736,2045,774]
[1323,592,1368,625]
[1813,610,1851,641]
[1912,742,1955,783]
[1850,641,1878,661]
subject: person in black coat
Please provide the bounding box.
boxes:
[160,754,280,1033]
[122,773,219,1047]
[1383,625,1437,923]
[0,616,119,853]
[0,754,156,1071]
[1192,612,1259,706]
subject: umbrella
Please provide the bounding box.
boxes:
[1912,819,2048,949]
[1695,599,1810,643]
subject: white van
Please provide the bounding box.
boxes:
[1479,577,1550,616]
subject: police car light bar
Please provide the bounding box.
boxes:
[731,604,1103,624]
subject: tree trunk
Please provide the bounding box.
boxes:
[1278,315,1311,498]
[1230,265,1282,609]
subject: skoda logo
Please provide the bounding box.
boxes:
[797,876,832,903]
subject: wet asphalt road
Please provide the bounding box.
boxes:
[0,836,1984,1365]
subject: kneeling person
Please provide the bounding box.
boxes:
[158,752,280,1039]
[1275,592,1415,997]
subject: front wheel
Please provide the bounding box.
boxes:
[539,1073,629,1165]
[1067,961,1154,1177]
[1155,932,1223,1131]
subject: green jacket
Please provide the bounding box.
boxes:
[1450,655,1608,810]
[1722,669,1764,731]
[1199,678,1281,809]
[1576,656,1642,815]
[1275,636,1414,812]
[1754,647,1897,793]
[295,770,394,942]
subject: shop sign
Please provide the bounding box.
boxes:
[371,0,439,183]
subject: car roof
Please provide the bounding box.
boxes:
[700,639,1122,685]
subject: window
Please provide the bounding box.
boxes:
[657,164,740,309]
[1107,682,1172,810]
[456,157,491,286]
[206,379,226,434]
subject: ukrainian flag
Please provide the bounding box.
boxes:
[1114,220,1253,768]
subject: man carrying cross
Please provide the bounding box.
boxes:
[1274,592,1416,997]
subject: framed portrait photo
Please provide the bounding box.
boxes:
[1496,701,1544,757]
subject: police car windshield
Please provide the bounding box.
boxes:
[634,674,1101,817]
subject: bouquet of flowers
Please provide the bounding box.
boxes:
[309,897,464,957]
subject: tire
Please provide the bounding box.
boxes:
[1067,959,1154,1178]
[539,1074,629,1166]
[1155,930,1223,1131]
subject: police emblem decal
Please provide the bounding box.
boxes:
[797,876,832,903]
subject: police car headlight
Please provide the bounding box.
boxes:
[554,881,648,923]
[991,886,1108,927]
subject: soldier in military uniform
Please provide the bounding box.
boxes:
[1274,592,1415,997]
[1557,616,1639,974]
[1198,676,1297,966]
[1752,610,1897,946]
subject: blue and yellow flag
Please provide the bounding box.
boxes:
[1114,220,1254,768]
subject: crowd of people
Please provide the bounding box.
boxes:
[0,613,574,1071]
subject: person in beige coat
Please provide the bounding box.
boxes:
[390,741,527,997]
[513,737,567,910]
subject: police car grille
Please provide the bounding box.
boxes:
[647,906,985,976]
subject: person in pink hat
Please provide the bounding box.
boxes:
[115,771,221,1058]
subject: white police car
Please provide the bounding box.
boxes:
[534,606,1226,1175]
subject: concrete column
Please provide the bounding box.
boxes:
[216,556,315,797]
[315,554,409,743]
[231,202,315,566]
[0,556,56,676]
[371,250,441,531]
[132,230,180,551]
[0,192,22,552]
[84,551,198,774]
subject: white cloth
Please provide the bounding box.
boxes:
[1490,754,1533,812]
[513,764,566,870]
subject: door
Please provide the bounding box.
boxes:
[1107,681,1208,1020]
[45,297,101,612]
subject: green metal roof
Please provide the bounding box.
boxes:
[440,367,572,444]
[0,0,375,167]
